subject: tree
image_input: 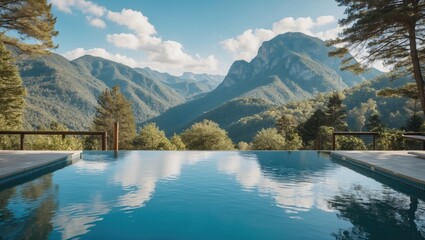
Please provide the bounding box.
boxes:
[337,136,367,150]
[252,128,285,150]
[0,42,25,130]
[348,99,378,131]
[276,114,297,136]
[324,92,347,131]
[365,113,384,132]
[237,141,250,150]
[91,86,136,150]
[133,123,175,150]
[379,83,422,118]
[0,0,58,56]
[28,122,83,150]
[404,114,423,131]
[329,0,425,114]
[297,109,327,145]
[170,134,186,150]
[180,120,234,150]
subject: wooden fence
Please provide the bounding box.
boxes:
[0,130,107,150]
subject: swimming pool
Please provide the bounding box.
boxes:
[0,151,424,239]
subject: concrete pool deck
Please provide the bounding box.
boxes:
[0,150,82,185]
[331,151,425,190]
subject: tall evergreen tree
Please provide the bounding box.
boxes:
[92,86,136,150]
[365,113,384,132]
[0,42,25,129]
[329,0,425,113]
[297,109,328,145]
[325,92,347,131]
[0,0,58,55]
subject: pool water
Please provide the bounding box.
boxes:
[0,151,424,239]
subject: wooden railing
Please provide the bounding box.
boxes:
[332,131,425,150]
[0,130,107,150]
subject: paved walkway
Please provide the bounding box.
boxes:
[331,151,425,189]
[0,150,81,180]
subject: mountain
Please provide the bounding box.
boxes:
[18,54,221,130]
[135,68,223,99]
[224,74,415,143]
[149,32,383,135]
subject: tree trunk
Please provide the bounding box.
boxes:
[407,24,425,114]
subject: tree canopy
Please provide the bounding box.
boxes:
[180,120,234,150]
[0,0,58,55]
[329,0,425,113]
[0,42,25,130]
[133,123,175,150]
[92,86,136,150]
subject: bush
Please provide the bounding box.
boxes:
[337,136,367,150]
[252,128,285,150]
[376,129,407,150]
[181,120,234,150]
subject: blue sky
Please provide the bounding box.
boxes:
[50,0,346,75]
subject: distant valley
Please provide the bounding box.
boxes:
[20,32,413,144]
[18,54,223,130]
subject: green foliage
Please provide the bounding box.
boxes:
[252,128,285,150]
[133,123,175,150]
[337,136,367,150]
[404,115,423,132]
[91,86,136,150]
[170,134,186,150]
[27,122,83,150]
[0,43,25,130]
[297,109,327,145]
[365,113,384,132]
[0,0,58,56]
[376,129,407,150]
[317,126,334,150]
[237,141,250,150]
[329,0,425,113]
[180,120,234,150]
[325,92,347,131]
[283,131,303,150]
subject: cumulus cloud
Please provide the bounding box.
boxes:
[51,0,106,16]
[87,17,106,28]
[104,8,219,74]
[52,1,219,74]
[63,48,138,67]
[221,16,341,61]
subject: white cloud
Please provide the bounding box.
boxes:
[51,0,106,16]
[107,9,156,35]
[221,16,341,61]
[87,17,106,28]
[53,1,219,75]
[104,9,219,74]
[63,48,138,67]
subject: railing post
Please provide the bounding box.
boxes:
[20,133,24,150]
[372,135,376,150]
[113,122,119,151]
[332,133,336,151]
[102,132,107,151]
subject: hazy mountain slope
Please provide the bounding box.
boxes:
[136,68,223,99]
[150,32,382,135]
[19,54,219,130]
[225,75,415,142]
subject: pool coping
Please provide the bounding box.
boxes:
[0,151,82,187]
[330,151,425,191]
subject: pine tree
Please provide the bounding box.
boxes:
[365,113,384,132]
[0,42,25,130]
[329,0,425,114]
[0,0,58,56]
[297,109,327,145]
[91,86,136,150]
[325,92,347,131]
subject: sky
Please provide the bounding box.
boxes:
[49,0,350,76]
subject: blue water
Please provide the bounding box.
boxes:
[0,151,424,239]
